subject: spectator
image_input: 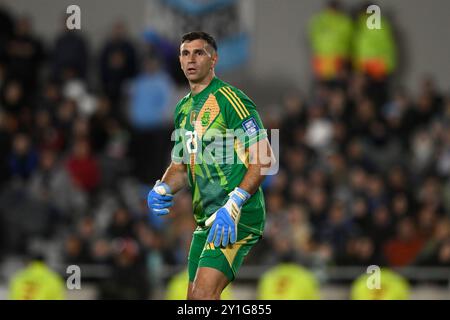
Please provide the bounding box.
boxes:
[350,196,370,232]
[384,217,425,267]
[414,217,450,266]
[308,0,353,86]
[8,132,38,181]
[107,207,135,239]
[99,21,137,111]
[89,95,112,152]
[435,240,450,267]
[286,204,313,255]
[99,237,150,299]
[34,109,65,152]
[55,98,78,150]
[128,56,174,130]
[5,16,44,95]
[319,200,355,259]
[280,91,307,147]
[1,79,25,116]
[98,117,130,188]
[50,17,89,82]
[128,56,175,183]
[369,205,395,254]
[353,3,397,105]
[0,110,12,184]
[9,254,65,300]
[0,4,14,63]
[351,268,410,300]
[383,88,413,144]
[90,238,113,265]
[37,81,62,112]
[258,263,320,300]
[63,233,92,265]
[28,148,88,220]
[307,187,329,230]
[65,138,101,193]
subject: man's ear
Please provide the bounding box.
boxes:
[211,52,218,69]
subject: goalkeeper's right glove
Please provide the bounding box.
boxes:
[147,180,173,216]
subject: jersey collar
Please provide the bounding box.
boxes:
[190,76,218,102]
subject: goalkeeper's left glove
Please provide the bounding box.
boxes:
[206,187,251,247]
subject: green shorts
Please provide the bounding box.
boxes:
[188,227,261,282]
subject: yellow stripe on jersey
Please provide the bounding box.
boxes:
[234,138,248,168]
[220,234,253,267]
[224,87,250,117]
[219,88,244,119]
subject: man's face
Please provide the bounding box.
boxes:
[179,39,217,83]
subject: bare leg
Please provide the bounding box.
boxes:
[187,281,194,299]
[188,267,230,300]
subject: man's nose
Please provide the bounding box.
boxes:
[187,53,196,62]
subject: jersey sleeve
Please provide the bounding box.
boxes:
[216,86,267,148]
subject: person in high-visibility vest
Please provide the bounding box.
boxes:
[353,8,397,81]
[308,1,353,82]
[166,269,233,300]
[257,263,320,300]
[351,268,410,300]
[9,256,66,300]
[352,4,397,105]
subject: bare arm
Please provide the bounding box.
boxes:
[161,161,188,194]
[239,138,277,195]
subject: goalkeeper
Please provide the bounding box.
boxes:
[147,31,275,300]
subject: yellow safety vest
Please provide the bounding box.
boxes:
[258,263,320,300]
[351,268,410,300]
[9,262,65,300]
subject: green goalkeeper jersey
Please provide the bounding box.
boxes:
[172,77,267,235]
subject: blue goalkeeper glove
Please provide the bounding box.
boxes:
[206,187,251,247]
[147,180,173,216]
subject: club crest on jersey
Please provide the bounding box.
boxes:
[201,109,211,127]
[242,117,259,136]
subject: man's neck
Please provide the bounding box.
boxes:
[190,72,215,96]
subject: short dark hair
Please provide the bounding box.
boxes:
[181,31,217,51]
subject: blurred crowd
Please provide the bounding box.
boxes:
[258,0,450,272]
[0,5,183,299]
[0,2,449,300]
[260,76,450,272]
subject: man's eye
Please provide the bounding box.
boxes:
[196,51,204,55]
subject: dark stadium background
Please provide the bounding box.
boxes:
[0,0,449,299]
